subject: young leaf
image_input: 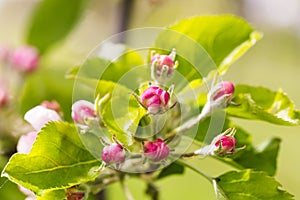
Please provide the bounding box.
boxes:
[96,80,146,146]
[216,170,294,200]
[227,85,300,125]
[26,0,88,53]
[153,15,261,81]
[1,122,101,194]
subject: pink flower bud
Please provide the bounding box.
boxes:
[144,138,170,162]
[11,46,39,73]
[151,54,175,76]
[214,135,236,155]
[140,86,170,114]
[72,100,97,125]
[18,185,36,200]
[17,131,38,154]
[24,105,61,131]
[41,100,62,115]
[212,81,235,102]
[0,79,8,107]
[101,143,126,164]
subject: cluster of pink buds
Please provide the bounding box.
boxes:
[144,138,170,162]
[140,85,172,115]
[72,100,98,126]
[101,143,126,165]
[150,49,178,84]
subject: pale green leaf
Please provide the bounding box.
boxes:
[1,122,101,194]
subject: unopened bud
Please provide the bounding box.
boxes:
[11,46,39,73]
[150,49,178,83]
[101,143,126,164]
[24,105,61,131]
[140,86,170,114]
[72,100,98,125]
[214,135,236,156]
[211,81,234,104]
[144,138,170,162]
[41,100,62,116]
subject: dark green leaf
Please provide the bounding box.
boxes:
[1,122,101,194]
[216,170,294,200]
[157,162,185,179]
[227,85,300,125]
[26,0,88,53]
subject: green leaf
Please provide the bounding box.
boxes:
[1,122,101,194]
[227,85,300,125]
[95,80,146,146]
[154,15,261,81]
[216,170,294,200]
[157,162,185,179]
[26,0,88,53]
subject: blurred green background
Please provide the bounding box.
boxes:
[0,0,300,199]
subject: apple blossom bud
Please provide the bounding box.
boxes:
[101,143,126,164]
[17,131,38,154]
[72,100,97,125]
[41,100,62,116]
[144,138,170,162]
[140,86,170,114]
[24,105,61,131]
[0,79,8,107]
[214,135,236,155]
[212,81,235,103]
[150,49,178,83]
[151,54,175,76]
[10,46,39,73]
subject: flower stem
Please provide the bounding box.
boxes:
[176,159,213,182]
[120,176,135,200]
